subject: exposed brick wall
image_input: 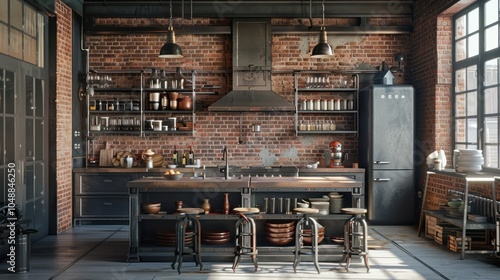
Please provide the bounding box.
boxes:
[55,0,73,233]
[86,18,410,168]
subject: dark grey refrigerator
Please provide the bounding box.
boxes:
[359,85,416,225]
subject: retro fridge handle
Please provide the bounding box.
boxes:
[374,178,391,182]
[374,161,391,164]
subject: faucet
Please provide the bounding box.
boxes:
[222,146,229,179]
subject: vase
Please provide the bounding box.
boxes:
[202,198,211,215]
[223,193,230,215]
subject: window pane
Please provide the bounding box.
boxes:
[456,68,466,92]
[467,65,477,90]
[469,33,479,57]
[467,91,477,115]
[5,70,14,114]
[24,5,37,36]
[0,0,7,23]
[10,27,22,59]
[456,15,466,39]
[485,25,499,51]
[35,119,43,160]
[456,38,467,61]
[26,76,34,114]
[468,8,479,33]
[485,145,498,168]
[485,116,498,142]
[25,164,34,200]
[456,93,466,117]
[26,119,34,160]
[11,0,22,30]
[35,78,43,117]
[0,24,7,55]
[467,118,478,142]
[485,0,499,26]
[485,87,498,114]
[24,35,37,65]
[485,58,498,86]
[455,118,466,142]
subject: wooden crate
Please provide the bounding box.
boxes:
[435,223,459,245]
[425,215,438,239]
[448,231,472,252]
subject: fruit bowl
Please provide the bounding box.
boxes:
[163,173,183,180]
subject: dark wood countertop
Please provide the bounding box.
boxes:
[128,176,362,190]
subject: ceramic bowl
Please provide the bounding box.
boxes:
[265,231,295,238]
[265,236,294,246]
[265,221,295,228]
[265,226,295,233]
[142,203,161,214]
[167,164,177,168]
[163,173,183,180]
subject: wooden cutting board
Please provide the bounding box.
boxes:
[99,142,114,167]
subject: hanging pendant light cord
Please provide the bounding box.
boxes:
[321,0,325,27]
[169,0,173,27]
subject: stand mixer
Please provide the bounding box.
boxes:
[328,140,347,168]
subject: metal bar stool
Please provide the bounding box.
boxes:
[232,207,260,272]
[293,207,321,274]
[171,208,203,274]
[341,207,369,272]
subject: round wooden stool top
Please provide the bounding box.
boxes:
[294,207,319,214]
[341,207,367,215]
[233,207,260,214]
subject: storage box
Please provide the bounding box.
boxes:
[425,215,438,239]
[448,231,472,252]
[435,223,459,245]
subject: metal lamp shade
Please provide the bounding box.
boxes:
[311,27,333,58]
[159,26,183,58]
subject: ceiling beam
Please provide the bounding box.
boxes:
[83,1,414,19]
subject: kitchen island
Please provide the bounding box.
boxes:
[127,175,364,262]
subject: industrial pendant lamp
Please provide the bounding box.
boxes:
[159,0,183,58]
[311,0,333,58]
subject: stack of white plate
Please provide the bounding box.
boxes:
[456,149,483,172]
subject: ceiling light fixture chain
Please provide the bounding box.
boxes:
[159,0,183,58]
[311,0,333,58]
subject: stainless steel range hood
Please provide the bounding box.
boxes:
[208,18,294,112]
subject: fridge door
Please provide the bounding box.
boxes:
[370,85,414,170]
[368,169,415,225]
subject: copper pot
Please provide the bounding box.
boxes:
[178,96,192,110]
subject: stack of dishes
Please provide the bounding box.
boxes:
[456,150,484,172]
[265,221,295,245]
[155,229,192,247]
[302,225,325,245]
[202,231,231,245]
[328,192,343,214]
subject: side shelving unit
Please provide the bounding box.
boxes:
[86,69,196,137]
[293,70,359,136]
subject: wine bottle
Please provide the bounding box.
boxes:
[172,145,178,166]
[181,150,187,167]
[188,145,195,165]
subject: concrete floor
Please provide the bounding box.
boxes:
[0,225,499,279]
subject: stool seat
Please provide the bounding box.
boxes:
[233,207,260,214]
[341,208,367,215]
[294,208,319,214]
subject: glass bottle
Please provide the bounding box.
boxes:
[188,145,195,165]
[172,145,178,166]
[181,150,187,167]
